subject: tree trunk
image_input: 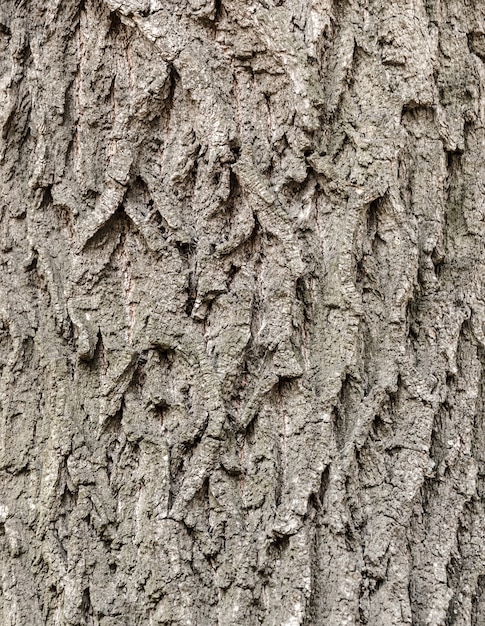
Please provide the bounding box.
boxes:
[1,0,485,624]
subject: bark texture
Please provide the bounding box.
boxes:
[1,0,485,624]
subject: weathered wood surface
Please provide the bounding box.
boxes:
[1,1,485,624]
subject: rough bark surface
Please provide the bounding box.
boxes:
[1,0,485,624]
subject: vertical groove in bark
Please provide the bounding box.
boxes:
[1,0,485,624]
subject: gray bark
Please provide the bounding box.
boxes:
[1,0,485,624]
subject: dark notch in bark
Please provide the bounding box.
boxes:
[366,195,379,237]
[471,575,485,626]
[213,0,223,25]
[400,101,435,127]
[174,239,198,316]
[333,373,358,450]
[107,9,122,35]
[130,357,146,390]
[308,465,329,515]
[101,406,123,444]
[164,63,179,119]
[82,204,127,250]
[406,296,420,341]
[467,32,485,62]
[444,149,467,245]
[92,329,107,374]
[431,245,445,279]
[81,586,93,623]
[0,48,32,156]
[304,466,330,626]
[0,23,11,38]
[39,185,53,211]
[73,0,86,29]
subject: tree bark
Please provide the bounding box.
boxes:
[1,0,485,624]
